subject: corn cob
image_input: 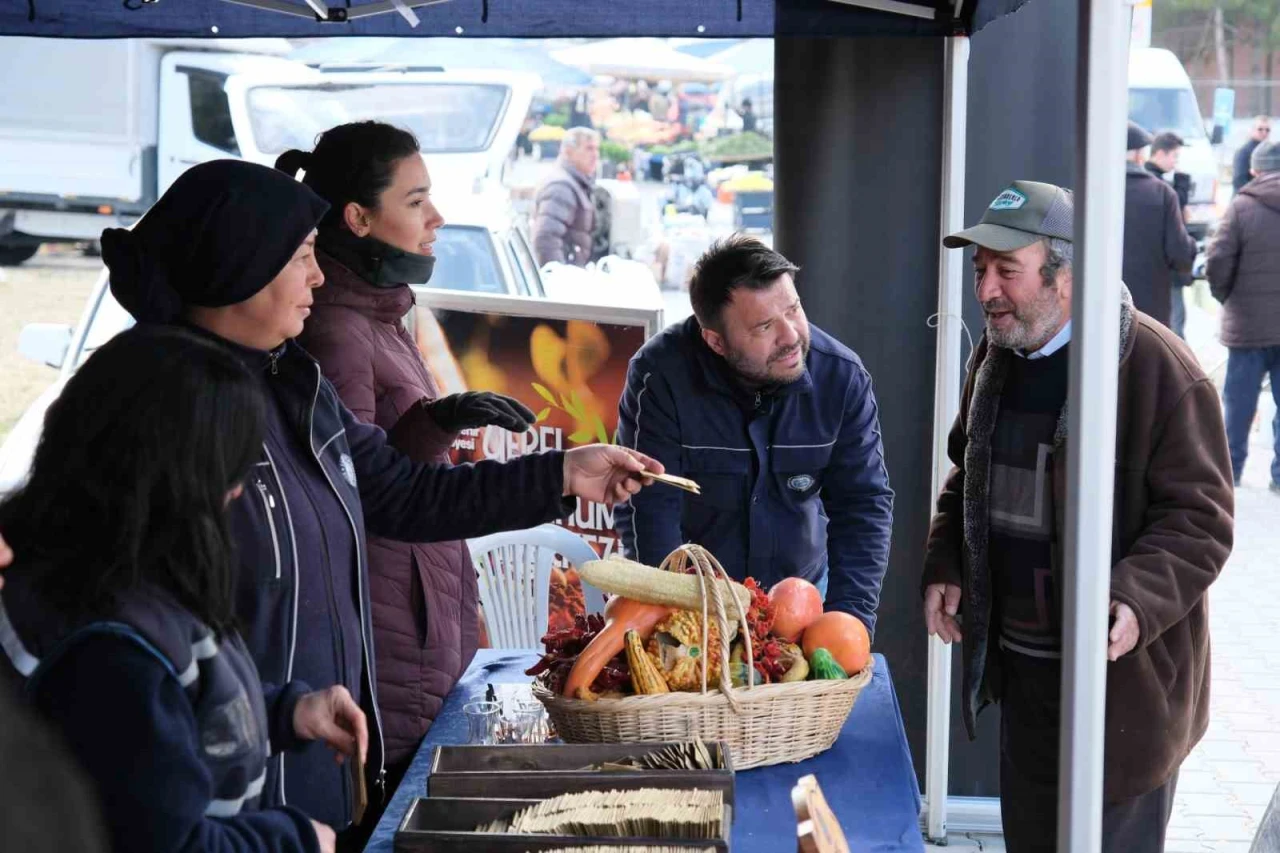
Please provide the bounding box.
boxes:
[625,629,670,694]
[578,557,752,620]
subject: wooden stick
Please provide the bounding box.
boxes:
[640,471,702,495]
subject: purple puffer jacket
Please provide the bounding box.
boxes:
[299,251,479,769]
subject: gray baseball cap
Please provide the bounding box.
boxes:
[943,180,1074,252]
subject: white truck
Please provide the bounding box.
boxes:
[1128,47,1220,239]
[0,37,538,264]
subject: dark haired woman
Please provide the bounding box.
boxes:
[94,159,661,844]
[278,122,537,792]
[0,326,368,853]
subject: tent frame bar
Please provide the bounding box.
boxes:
[218,0,448,23]
[1058,0,1129,850]
[826,0,937,20]
[919,796,1002,835]
[923,32,970,845]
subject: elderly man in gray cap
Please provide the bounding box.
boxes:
[1123,121,1198,331]
[1207,140,1280,493]
[921,180,1234,852]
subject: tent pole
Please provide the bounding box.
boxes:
[1059,0,1129,850]
[924,32,969,845]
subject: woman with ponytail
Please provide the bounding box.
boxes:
[277,122,538,797]
[96,158,663,850]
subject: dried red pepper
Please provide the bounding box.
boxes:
[526,613,631,695]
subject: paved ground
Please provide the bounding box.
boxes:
[927,286,1279,852]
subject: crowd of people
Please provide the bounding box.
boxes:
[0,107,1273,853]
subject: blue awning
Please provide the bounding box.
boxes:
[4,0,1032,39]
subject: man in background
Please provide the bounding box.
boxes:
[1206,140,1280,494]
[1234,115,1271,195]
[1123,121,1197,328]
[1145,130,1194,338]
[532,127,599,268]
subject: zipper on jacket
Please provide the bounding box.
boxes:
[268,350,281,375]
[307,365,387,802]
[262,443,301,806]
[255,479,282,581]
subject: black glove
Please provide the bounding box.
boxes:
[423,392,537,433]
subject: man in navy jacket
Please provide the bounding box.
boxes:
[615,235,894,636]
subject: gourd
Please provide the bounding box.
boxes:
[808,648,848,680]
[778,643,810,683]
[625,629,670,694]
[562,596,672,699]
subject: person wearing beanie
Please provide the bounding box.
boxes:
[924,180,1232,853]
[1122,121,1197,327]
[99,160,664,849]
[1206,139,1280,493]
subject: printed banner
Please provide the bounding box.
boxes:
[414,306,648,634]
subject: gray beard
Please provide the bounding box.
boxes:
[985,296,1066,352]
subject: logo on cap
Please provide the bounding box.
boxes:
[989,188,1028,211]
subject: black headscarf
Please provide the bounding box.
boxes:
[101,160,330,324]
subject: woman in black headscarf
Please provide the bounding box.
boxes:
[99,160,662,845]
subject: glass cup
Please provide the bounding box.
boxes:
[463,700,500,745]
[514,699,548,744]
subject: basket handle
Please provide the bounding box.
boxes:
[658,545,753,708]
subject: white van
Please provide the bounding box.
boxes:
[1128,47,1219,239]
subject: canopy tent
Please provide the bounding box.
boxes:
[552,37,734,83]
[289,36,594,87]
[680,37,773,77]
[1,2,1132,850]
[6,0,1030,39]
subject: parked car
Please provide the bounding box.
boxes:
[0,200,661,495]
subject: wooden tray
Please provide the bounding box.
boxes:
[394,796,731,853]
[425,742,735,806]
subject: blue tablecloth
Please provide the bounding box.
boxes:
[364,650,923,852]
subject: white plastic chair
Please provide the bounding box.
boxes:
[468,524,608,649]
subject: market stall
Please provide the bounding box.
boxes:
[1,3,1132,851]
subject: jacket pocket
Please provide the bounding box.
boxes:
[770,444,832,505]
[410,551,430,650]
[681,447,752,510]
[250,468,285,586]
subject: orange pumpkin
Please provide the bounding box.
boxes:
[801,611,870,674]
[768,577,824,642]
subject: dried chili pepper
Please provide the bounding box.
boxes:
[526,613,632,695]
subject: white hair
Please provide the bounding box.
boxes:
[561,127,600,153]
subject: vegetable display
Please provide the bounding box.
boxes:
[530,551,873,701]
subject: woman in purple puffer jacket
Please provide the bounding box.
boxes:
[277,123,537,795]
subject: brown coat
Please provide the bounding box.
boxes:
[1206,170,1280,348]
[299,251,479,768]
[922,290,1234,802]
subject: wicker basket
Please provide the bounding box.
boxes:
[534,545,873,769]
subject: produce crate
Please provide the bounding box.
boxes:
[394,797,730,853]
[425,742,735,805]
